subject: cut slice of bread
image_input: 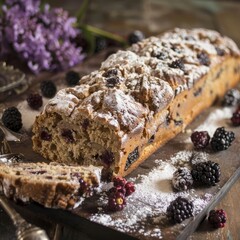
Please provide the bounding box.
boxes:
[0,162,101,209]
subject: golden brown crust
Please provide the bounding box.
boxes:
[32,28,240,176]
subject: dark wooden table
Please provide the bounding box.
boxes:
[1,0,240,239]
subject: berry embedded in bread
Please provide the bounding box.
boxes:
[0,162,101,209]
[32,28,240,176]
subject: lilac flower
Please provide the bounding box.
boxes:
[0,0,85,73]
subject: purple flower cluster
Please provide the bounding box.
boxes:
[0,0,85,73]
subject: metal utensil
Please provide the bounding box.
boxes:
[0,196,49,240]
[0,62,28,94]
[0,128,50,240]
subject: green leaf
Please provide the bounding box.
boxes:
[80,24,127,47]
[76,0,89,23]
[82,28,95,55]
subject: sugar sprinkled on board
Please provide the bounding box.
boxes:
[90,152,212,238]
[194,106,234,136]
[185,106,234,144]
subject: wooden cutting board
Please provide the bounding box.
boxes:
[1,52,240,240]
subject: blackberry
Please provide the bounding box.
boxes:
[125,181,135,196]
[1,107,22,132]
[82,119,89,131]
[191,131,210,149]
[190,151,208,165]
[61,129,74,143]
[65,70,80,86]
[103,69,118,78]
[125,147,139,170]
[27,93,43,110]
[107,192,126,212]
[106,77,120,88]
[100,150,114,166]
[40,80,57,98]
[166,196,193,223]
[208,209,227,228]
[128,30,145,45]
[191,161,221,186]
[231,110,240,126]
[172,167,193,191]
[210,127,235,151]
[152,51,168,60]
[168,58,185,71]
[113,177,127,187]
[222,88,240,106]
[197,52,211,66]
[108,186,126,196]
[40,130,52,141]
[215,47,225,56]
[94,36,107,53]
[111,177,135,197]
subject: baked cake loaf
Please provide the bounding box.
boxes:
[32,28,240,176]
[0,162,101,209]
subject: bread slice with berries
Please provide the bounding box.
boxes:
[0,162,101,209]
[32,28,240,177]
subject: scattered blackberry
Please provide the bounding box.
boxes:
[208,209,227,228]
[27,93,43,110]
[125,181,135,196]
[210,127,235,151]
[107,192,126,212]
[191,131,210,149]
[128,30,145,45]
[166,196,193,223]
[1,107,22,132]
[190,151,208,166]
[172,167,193,191]
[113,177,127,187]
[111,177,135,197]
[222,88,240,106]
[40,80,57,98]
[191,161,221,186]
[108,186,126,196]
[94,36,107,53]
[197,52,211,66]
[65,70,80,86]
[231,110,240,126]
[168,58,185,71]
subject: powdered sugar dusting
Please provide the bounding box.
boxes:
[194,107,234,136]
[185,106,234,143]
[90,152,212,238]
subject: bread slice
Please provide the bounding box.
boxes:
[0,162,101,209]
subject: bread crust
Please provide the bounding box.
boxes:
[32,28,240,176]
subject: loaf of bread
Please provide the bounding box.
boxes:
[0,162,101,209]
[32,28,240,177]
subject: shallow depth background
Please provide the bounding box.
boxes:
[49,0,240,45]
